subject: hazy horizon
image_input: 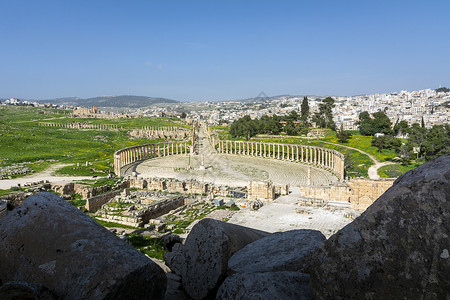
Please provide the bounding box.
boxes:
[1,1,449,101]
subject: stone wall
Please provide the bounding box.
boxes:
[143,196,185,223]
[129,126,189,140]
[247,181,275,202]
[140,177,232,198]
[347,178,395,210]
[73,106,98,116]
[95,195,185,227]
[274,184,289,196]
[299,178,395,210]
[85,190,122,212]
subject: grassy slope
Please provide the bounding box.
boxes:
[0,106,185,177]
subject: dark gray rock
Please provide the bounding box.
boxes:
[162,234,183,251]
[164,218,269,299]
[215,271,313,300]
[0,192,167,300]
[228,229,325,273]
[308,154,450,300]
[0,281,56,300]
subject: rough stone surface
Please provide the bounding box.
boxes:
[0,281,57,300]
[228,229,325,273]
[215,271,313,300]
[307,154,450,300]
[164,218,269,299]
[0,192,167,300]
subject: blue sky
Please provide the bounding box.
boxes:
[1,0,449,101]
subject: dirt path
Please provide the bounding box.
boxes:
[0,164,94,190]
[320,141,399,180]
[368,161,398,180]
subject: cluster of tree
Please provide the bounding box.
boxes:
[229,114,309,139]
[368,117,449,163]
[312,97,336,130]
[357,111,393,136]
[402,123,450,163]
[229,97,311,139]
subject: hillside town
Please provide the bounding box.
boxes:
[2,87,449,130]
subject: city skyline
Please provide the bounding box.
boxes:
[1,0,449,101]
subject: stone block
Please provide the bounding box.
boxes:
[228,229,325,274]
[164,218,269,299]
[216,272,313,300]
[0,192,167,299]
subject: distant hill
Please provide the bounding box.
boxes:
[37,95,178,108]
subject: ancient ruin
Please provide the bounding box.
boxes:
[39,122,119,130]
[129,126,190,140]
[214,140,345,180]
[72,105,98,116]
[114,141,191,176]
[299,178,395,210]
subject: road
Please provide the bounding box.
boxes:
[0,164,94,190]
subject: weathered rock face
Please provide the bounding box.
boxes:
[215,272,313,300]
[0,192,167,300]
[228,229,325,274]
[164,218,269,299]
[308,154,450,299]
[0,281,57,300]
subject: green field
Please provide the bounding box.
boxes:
[0,106,187,178]
[378,164,417,178]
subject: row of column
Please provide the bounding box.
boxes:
[114,142,189,176]
[39,122,118,130]
[217,140,344,180]
[141,126,189,131]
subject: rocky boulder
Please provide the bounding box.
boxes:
[164,218,269,299]
[308,154,450,299]
[0,281,56,300]
[0,192,167,299]
[216,272,313,300]
[228,229,325,273]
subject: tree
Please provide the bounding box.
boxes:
[407,123,427,160]
[357,111,374,136]
[265,115,282,134]
[358,111,392,136]
[284,121,299,136]
[371,135,401,152]
[180,112,187,119]
[285,110,299,123]
[312,97,336,130]
[394,120,409,136]
[372,111,392,135]
[422,124,450,161]
[300,96,310,122]
[336,124,352,143]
